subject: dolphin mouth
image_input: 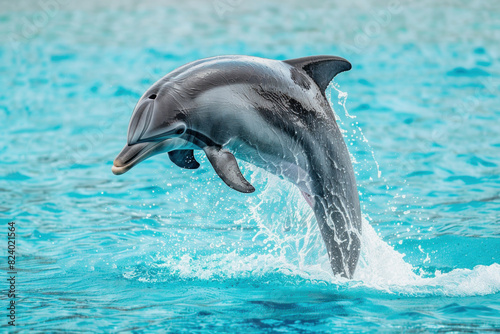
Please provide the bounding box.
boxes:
[112,141,166,175]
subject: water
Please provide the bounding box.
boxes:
[1,0,499,331]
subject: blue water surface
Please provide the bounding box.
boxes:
[1,0,499,332]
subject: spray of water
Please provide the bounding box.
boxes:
[125,83,500,297]
[126,172,500,296]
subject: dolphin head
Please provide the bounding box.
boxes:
[112,88,192,175]
[127,90,188,145]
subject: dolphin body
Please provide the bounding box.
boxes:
[112,55,362,278]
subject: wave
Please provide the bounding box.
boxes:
[123,177,500,297]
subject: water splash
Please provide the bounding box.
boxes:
[124,176,500,297]
[355,218,500,296]
[329,83,382,179]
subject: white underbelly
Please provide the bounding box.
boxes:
[226,138,314,195]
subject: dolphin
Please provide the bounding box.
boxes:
[112,55,361,278]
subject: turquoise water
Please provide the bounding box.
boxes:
[1,0,500,331]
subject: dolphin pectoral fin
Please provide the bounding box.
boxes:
[284,56,352,93]
[203,146,255,193]
[168,150,200,169]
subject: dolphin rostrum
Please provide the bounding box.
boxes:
[112,55,362,278]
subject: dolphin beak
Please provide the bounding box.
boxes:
[112,137,190,175]
[112,141,166,175]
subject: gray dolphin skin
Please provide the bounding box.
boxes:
[112,55,362,278]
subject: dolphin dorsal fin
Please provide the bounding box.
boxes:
[284,56,352,93]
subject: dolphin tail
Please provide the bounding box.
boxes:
[313,197,361,279]
[284,56,352,94]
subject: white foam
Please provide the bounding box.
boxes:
[355,219,500,296]
[126,177,500,297]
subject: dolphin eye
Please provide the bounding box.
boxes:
[148,94,157,99]
[176,128,184,135]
